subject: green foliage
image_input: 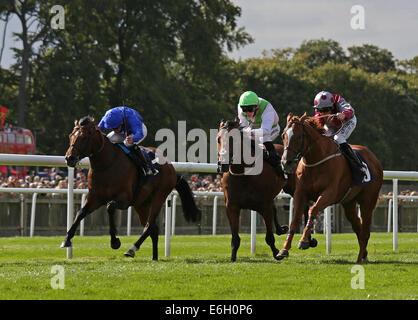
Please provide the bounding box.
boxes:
[348,44,396,73]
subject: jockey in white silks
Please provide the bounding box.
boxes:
[237,91,281,172]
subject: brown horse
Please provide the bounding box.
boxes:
[278,113,383,263]
[62,116,201,260]
[217,119,291,261]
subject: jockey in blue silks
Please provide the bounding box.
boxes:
[98,106,158,176]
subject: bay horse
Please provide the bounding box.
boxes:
[278,113,383,263]
[62,116,201,260]
[217,119,291,262]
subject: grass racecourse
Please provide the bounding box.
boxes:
[0,233,417,300]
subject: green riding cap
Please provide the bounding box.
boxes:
[239,91,259,106]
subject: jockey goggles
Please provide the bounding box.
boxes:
[241,105,257,112]
[315,107,333,113]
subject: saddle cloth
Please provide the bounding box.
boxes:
[116,144,160,186]
[348,150,374,186]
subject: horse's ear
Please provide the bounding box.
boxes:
[74,120,79,127]
[234,117,239,124]
[219,119,225,128]
[300,112,308,122]
[286,112,293,122]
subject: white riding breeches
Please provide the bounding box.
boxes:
[252,123,281,144]
[325,116,356,144]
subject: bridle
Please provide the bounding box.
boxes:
[70,125,105,159]
[283,117,342,168]
[283,120,317,165]
[217,122,253,174]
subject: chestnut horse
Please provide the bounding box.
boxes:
[62,116,201,260]
[278,113,383,263]
[217,119,291,261]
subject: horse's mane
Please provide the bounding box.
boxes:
[304,117,326,135]
[79,115,95,126]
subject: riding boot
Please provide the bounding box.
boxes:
[339,143,365,170]
[132,146,159,176]
[263,141,280,165]
[263,141,285,178]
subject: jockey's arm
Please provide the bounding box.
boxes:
[337,97,355,120]
[237,105,250,129]
[124,116,144,147]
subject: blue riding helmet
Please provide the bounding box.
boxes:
[102,108,124,129]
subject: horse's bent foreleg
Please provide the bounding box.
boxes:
[298,194,332,250]
[61,198,99,248]
[107,201,121,250]
[261,207,279,259]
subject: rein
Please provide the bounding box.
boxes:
[284,118,341,168]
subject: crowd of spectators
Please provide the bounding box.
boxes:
[0,167,88,193]
[187,174,223,192]
[381,189,418,202]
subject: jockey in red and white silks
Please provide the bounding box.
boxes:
[313,91,366,174]
[313,91,356,144]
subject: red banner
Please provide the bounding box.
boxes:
[0,106,7,129]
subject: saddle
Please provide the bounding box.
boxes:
[116,144,160,176]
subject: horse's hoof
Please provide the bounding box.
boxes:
[275,249,289,260]
[277,225,289,235]
[124,249,135,258]
[60,239,72,248]
[297,240,310,250]
[309,238,318,248]
[111,238,121,250]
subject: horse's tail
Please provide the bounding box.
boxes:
[175,174,202,223]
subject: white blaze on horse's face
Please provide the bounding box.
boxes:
[283,127,294,161]
[217,129,228,164]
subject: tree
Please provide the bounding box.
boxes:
[0,0,49,127]
[25,0,252,155]
[293,38,347,69]
[348,44,396,73]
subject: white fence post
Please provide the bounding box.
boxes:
[127,207,132,236]
[164,194,173,257]
[66,167,74,259]
[212,196,218,235]
[393,179,398,251]
[325,206,332,254]
[80,193,86,236]
[29,193,38,237]
[387,199,393,232]
[251,210,257,254]
[289,198,294,226]
[171,195,177,235]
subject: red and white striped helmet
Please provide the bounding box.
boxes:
[313,91,334,109]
